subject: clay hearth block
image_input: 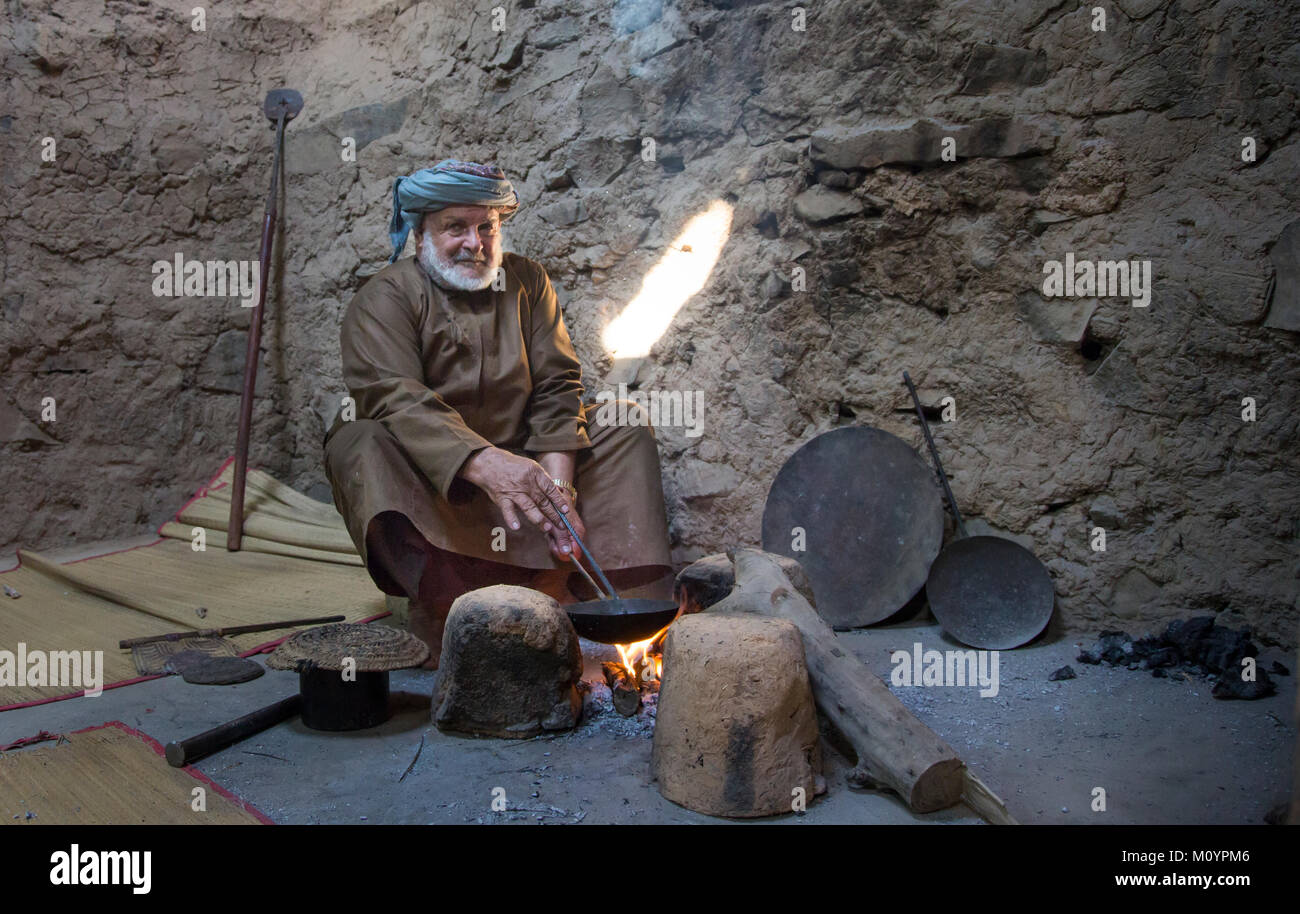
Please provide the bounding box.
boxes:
[652,613,823,818]
[674,552,816,613]
[431,585,582,739]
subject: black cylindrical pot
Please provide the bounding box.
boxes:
[298,667,390,731]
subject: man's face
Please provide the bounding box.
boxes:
[415,205,503,291]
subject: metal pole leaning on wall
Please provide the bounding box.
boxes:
[228,89,304,550]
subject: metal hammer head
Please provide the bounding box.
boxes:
[263,89,304,126]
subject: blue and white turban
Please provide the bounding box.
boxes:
[388,159,520,263]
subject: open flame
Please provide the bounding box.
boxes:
[615,623,670,686]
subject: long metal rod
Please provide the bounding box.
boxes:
[557,512,619,599]
[228,110,287,551]
[566,552,607,600]
[903,370,968,539]
[118,614,346,649]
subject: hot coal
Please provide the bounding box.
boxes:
[1075,616,1277,700]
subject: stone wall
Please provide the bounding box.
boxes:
[3,0,1297,644]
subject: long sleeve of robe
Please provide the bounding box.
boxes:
[520,266,588,453]
[324,253,670,579]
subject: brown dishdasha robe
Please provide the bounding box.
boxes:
[323,253,672,603]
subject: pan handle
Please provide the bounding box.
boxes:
[903,371,968,539]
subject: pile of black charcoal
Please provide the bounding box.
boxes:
[1066,616,1289,700]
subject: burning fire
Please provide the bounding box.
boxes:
[615,624,670,686]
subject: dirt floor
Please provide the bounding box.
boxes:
[1,538,1294,825]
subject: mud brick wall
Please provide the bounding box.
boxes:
[2,0,1297,643]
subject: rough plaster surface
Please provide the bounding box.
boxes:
[2,0,1297,643]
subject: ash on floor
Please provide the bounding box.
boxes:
[566,680,657,740]
[559,637,659,739]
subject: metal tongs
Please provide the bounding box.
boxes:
[554,508,680,645]
[556,511,620,601]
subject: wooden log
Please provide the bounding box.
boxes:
[601,661,642,717]
[707,548,969,814]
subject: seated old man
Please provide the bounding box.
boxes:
[324,159,673,667]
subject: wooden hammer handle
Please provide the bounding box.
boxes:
[164,694,301,768]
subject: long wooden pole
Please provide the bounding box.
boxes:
[229,109,287,551]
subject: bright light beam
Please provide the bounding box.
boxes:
[602,199,733,359]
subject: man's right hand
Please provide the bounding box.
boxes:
[458,446,572,543]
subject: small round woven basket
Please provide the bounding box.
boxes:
[266,623,429,673]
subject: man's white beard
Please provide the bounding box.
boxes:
[417,232,503,292]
